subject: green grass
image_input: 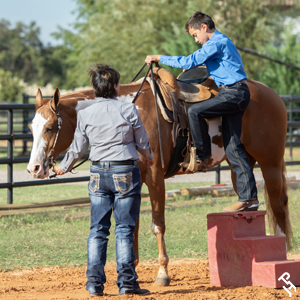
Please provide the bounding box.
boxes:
[0,183,89,205]
[0,187,299,272]
[0,181,218,205]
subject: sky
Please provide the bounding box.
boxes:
[0,0,78,45]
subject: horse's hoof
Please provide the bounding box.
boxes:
[154,277,171,286]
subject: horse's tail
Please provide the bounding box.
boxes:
[264,159,295,250]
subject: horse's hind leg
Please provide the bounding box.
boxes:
[145,168,171,286]
[259,159,295,250]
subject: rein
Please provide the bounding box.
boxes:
[130,62,165,168]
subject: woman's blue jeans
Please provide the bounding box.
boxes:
[85,161,142,295]
[188,82,258,201]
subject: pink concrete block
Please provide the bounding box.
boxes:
[207,210,300,288]
[253,260,300,288]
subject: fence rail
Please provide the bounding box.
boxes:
[263,0,300,6]
[1,94,300,204]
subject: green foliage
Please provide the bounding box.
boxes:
[1,187,299,271]
[253,27,300,95]
[0,0,298,93]
[57,0,283,85]
[0,20,69,93]
[156,0,282,78]
[198,0,282,78]
[57,0,207,86]
[0,69,23,102]
[152,23,201,78]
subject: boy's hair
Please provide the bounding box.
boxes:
[88,64,120,98]
[185,11,215,33]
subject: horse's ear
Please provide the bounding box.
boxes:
[36,88,43,107]
[51,88,60,112]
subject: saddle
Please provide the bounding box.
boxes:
[144,66,220,176]
[149,66,219,111]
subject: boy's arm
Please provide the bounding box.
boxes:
[145,43,220,69]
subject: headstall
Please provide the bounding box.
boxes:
[47,98,62,167]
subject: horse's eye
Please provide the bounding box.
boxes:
[46,127,53,133]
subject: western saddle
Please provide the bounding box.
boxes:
[143,66,220,175]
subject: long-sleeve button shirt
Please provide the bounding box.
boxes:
[59,97,154,172]
[160,29,247,87]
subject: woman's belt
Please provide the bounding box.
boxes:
[92,160,135,166]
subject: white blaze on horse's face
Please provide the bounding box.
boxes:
[27,112,50,179]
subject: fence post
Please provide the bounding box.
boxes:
[22,93,28,154]
[289,96,293,161]
[7,108,13,204]
[215,164,221,184]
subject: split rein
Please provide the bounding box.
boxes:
[49,61,164,180]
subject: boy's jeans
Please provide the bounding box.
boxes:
[188,82,257,202]
[85,161,142,295]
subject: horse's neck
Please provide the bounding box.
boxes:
[58,89,94,116]
[58,84,142,119]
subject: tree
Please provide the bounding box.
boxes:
[56,0,283,86]
[253,27,300,95]
[158,0,282,79]
[0,69,23,102]
[55,0,203,86]
[0,20,69,97]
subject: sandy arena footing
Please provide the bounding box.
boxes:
[1,258,300,299]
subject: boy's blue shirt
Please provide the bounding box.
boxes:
[160,29,247,87]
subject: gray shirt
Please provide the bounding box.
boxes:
[60,97,154,172]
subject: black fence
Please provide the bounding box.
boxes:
[0,94,300,204]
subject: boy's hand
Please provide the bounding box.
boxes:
[53,165,65,175]
[145,55,161,65]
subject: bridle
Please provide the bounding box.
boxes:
[47,98,62,168]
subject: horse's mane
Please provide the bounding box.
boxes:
[60,93,137,113]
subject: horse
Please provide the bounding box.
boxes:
[27,74,292,286]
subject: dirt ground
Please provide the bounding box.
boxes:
[1,259,299,300]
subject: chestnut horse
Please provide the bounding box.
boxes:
[27,76,292,286]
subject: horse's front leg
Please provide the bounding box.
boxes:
[146,168,170,286]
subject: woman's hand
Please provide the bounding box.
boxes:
[53,165,65,175]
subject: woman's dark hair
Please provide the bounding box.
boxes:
[88,64,120,98]
[185,11,215,33]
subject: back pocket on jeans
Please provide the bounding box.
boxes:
[113,172,133,194]
[89,172,100,193]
